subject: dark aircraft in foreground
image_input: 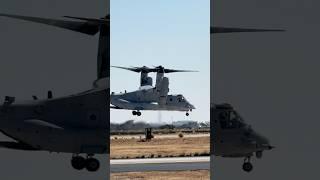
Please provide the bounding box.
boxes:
[0,13,109,172]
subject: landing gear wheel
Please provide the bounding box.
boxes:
[137,111,141,116]
[242,162,253,172]
[71,156,86,170]
[86,158,100,172]
[132,111,137,116]
[186,112,189,116]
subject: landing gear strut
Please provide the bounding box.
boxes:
[71,155,100,172]
[132,110,141,116]
[242,156,253,172]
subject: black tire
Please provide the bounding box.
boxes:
[132,111,137,115]
[137,112,141,116]
[86,158,100,172]
[186,112,189,116]
[71,156,86,170]
[242,162,253,172]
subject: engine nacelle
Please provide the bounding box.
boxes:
[158,77,169,105]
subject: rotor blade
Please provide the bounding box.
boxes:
[153,66,197,73]
[111,66,141,72]
[211,26,285,34]
[163,69,198,73]
[0,13,101,35]
[112,65,198,73]
[63,16,109,24]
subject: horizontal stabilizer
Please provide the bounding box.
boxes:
[0,141,38,150]
[211,26,285,34]
[0,13,109,35]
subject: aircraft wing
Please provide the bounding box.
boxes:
[211,26,285,34]
[0,141,38,150]
[0,13,107,35]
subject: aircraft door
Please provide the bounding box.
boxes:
[213,104,242,155]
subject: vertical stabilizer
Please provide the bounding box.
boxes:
[97,16,109,79]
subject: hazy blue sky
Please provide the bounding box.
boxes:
[110,0,210,123]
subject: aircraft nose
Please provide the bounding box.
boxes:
[268,145,275,150]
[253,131,273,150]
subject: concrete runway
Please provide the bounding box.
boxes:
[110,157,210,173]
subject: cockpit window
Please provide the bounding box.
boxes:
[177,95,185,102]
[219,110,245,129]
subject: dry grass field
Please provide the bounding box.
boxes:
[111,170,210,180]
[110,134,209,159]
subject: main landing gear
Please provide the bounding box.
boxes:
[71,154,100,172]
[132,110,141,116]
[242,156,253,172]
[186,112,189,116]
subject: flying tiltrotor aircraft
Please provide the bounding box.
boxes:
[212,104,274,172]
[211,26,283,172]
[110,66,196,116]
[0,13,109,172]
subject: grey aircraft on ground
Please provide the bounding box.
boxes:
[110,66,196,116]
[0,13,109,172]
[211,26,283,172]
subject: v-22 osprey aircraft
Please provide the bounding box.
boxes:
[0,13,109,172]
[211,25,284,172]
[110,66,196,116]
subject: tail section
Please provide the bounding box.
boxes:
[63,15,109,80]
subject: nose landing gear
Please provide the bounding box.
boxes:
[71,154,100,172]
[132,110,142,116]
[242,156,253,172]
[85,157,100,172]
[71,155,86,170]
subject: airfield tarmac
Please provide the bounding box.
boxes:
[111,170,210,180]
[110,133,210,159]
[110,157,210,172]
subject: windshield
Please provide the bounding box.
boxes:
[219,110,246,129]
[177,95,186,102]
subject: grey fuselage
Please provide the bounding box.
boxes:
[111,86,195,112]
[0,89,108,154]
[212,104,273,158]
